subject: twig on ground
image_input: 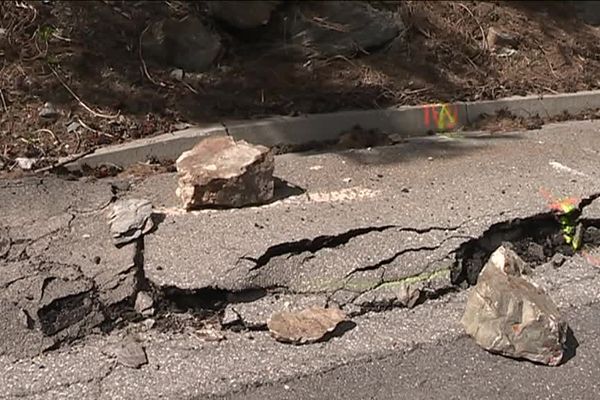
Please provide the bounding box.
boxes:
[34,128,59,144]
[48,64,120,119]
[33,148,95,174]
[457,3,487,51]
[321,55,357,67]
[138,25,168,88]
[77,117,115,138]
[311,16,349,32]
[537,44,560,79]
[0,89,7,112]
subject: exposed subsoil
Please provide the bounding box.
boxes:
[1,1,600,171]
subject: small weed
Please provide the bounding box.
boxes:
[540,188,582,251]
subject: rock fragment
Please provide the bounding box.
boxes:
[285,2,403,58]
[142,17,222,72]
[38,101,60,120]
[134,291,155,317]
[176,136,274,209]
[267,306,347,344]
[114,339,148,369]
[461,246,568,366]
[486,27,519,51]
[108,198,154,246]
[15,157,37,171]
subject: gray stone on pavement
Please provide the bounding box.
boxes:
[461,246,568,366]
[135,291,155,317]
[112,339,148,369]
[108,198,154,246]
[176,136,274,209]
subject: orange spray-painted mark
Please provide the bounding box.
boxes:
[539,187,579,213]
[423,103,459,131]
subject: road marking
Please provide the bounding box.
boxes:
[156,186,381,216]
[549,161,588,177]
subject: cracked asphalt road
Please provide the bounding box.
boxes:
[1,119,600,399]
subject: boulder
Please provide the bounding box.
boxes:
[209,1,280,29]
[285,1,403,58]
[142,17,222,72]
[176,136,274,209]
[267,305,347,344]
[461,246,568,366]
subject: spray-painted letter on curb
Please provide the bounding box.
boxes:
[423,104,459,131]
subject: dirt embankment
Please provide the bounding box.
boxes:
[1,1,599,171]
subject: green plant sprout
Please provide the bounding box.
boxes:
[540,188,582,251]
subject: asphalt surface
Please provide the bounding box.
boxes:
[225,302,600,400]
[1,120,600,399]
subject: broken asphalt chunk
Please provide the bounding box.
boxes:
[175,136,274,210]
[108,198,154,246]
[134,291,155,317]
[114,338,148,369]
[461,246,568,366]
[267,306,348,344]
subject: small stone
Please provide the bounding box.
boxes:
[134,291,154,317]
[110,180,131,193]
[221,306,242,326]
[15,157,37,170]
[114,339,148,369]
[108,199,154,246]
[176,136,275,209]
[93,256,101,265]
[170,68,184,81]
[550,253,567,268]
[142,318,156,330]
[67,121,81,133]
[486,27,519,51]
[39,102,60,119]
[461,246,568,366]
[267,306,347,344]
[192,326,226,342]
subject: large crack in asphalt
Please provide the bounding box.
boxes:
[3,191,600,356]
[244,224,464,271]
[153,194,600,333]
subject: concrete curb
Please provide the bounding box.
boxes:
[66,90,600,170]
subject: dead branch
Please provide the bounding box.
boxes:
[48,64,120,119]
[457,3,487,51]
[33,148,95,174]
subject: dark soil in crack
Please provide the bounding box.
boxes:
[2,1,600,174]
[453,215,600,286]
